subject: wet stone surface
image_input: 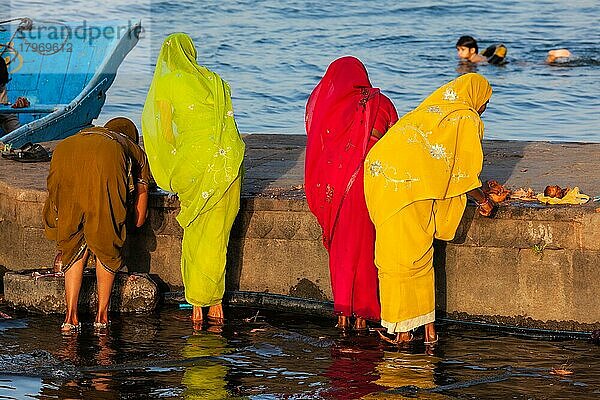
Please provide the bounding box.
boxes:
[289,278,329,301]
[3,270,159,314]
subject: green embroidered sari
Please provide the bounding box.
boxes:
[142,33,244,306]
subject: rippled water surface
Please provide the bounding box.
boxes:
[1,305,600,399]
[4,0,600,141]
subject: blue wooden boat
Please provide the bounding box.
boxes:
[0,18,141,148]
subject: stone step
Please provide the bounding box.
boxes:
[3,270,159,314]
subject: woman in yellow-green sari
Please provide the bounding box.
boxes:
[142,33,244,326]
[364,73,495,344]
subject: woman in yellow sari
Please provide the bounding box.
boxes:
[142,33,245,326]
[364,73,494,344]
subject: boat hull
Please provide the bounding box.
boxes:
[0,20,141,147]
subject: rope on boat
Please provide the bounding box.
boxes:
[0,18,33,27]
[0,18,33,62]
[0,18,70,59]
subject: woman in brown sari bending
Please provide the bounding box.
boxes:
[43,117,149,333]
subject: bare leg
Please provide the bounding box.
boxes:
[336,315,349,330]
[207,303,224,325]
[95,258,115,326]
[62,251,88,331]
[192,306,203,322]
[53,251,63,273]
[354,317,367,331]
[424,322,438,344]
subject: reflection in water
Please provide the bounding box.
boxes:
[40,333,119,398]
[456,61,479,75]
[55,334,84,366]
[323,339,385,399]
[94,334,118,367]
[1,307,600,398]
[374,351,439,390]
[364,350,452,400]
[181,331,230,400]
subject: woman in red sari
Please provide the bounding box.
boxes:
[305,56,398,331]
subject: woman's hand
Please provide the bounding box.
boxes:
[477,196,496,217]
[11,97,30,108]
[133,183,149,227]
[467,187,497,218]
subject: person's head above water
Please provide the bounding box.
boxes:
[456,36,488,63]
[456,35,479,59]
[546,48,572,63]
[105,117,139,143]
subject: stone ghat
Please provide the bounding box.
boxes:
[3,271,159,314]
[1,135,599,330]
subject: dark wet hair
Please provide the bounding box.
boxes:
[456,35,478,53]
[0,57,9,86]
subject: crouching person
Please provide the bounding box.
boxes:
[43,117,150,333]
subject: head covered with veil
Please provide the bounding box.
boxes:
[142,32,244,227]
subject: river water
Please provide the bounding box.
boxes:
[3,0,600,141]
[1,305,600,399]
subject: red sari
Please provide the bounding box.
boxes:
[305,56,398,320]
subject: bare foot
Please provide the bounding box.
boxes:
[95,312,110,326]
[61,316,80,333]
[93,321,109,336]
[377,330,413,344]
[396,331,414,343]
[192,321,203,332]
[207,304,224,325]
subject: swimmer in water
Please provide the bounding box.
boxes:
[456,35,487,63]
[456,35,508,67]
[546,48,573,63]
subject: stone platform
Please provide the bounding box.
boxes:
[1,135,599,330]
[3,271,159,314]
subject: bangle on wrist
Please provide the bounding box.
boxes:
[476,197,490,207]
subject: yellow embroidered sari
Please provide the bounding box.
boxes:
[364,73,492,333]
[142,33,244,307]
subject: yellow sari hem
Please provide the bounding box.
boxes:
[382,310,435,334]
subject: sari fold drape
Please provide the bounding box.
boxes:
[364,73,492,332]
[142,33,244,307]
[305,56,398,320]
